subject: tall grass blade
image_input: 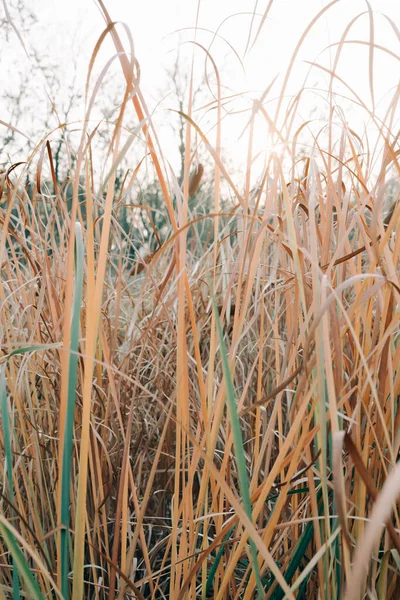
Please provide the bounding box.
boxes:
[0,367,20,599]
[60,222,84,598]
[212,293,264,598]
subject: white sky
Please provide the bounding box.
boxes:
[2,0,400,180]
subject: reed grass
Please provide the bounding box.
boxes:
[0,1,399,598]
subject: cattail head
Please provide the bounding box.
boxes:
[188,163,204,196]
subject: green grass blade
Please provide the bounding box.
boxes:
[391,549,400,571]
[0,522,44,600]
[1,346,62,597]
[205,526,235,596]
[270,520,314,600]
[1,343,62,361]
[0,366,20,599]
[60,222,84,599]
[212,293,264,598]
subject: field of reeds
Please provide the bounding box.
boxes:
[0,1,399,598]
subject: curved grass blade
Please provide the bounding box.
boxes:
[0,522,43,600]
[0,345,63,596]
[1,343,61,362]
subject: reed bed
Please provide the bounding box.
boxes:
[0,1,399,598]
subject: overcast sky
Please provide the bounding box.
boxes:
[2,0,400,178]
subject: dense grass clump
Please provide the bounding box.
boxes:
[0,1,399,599]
